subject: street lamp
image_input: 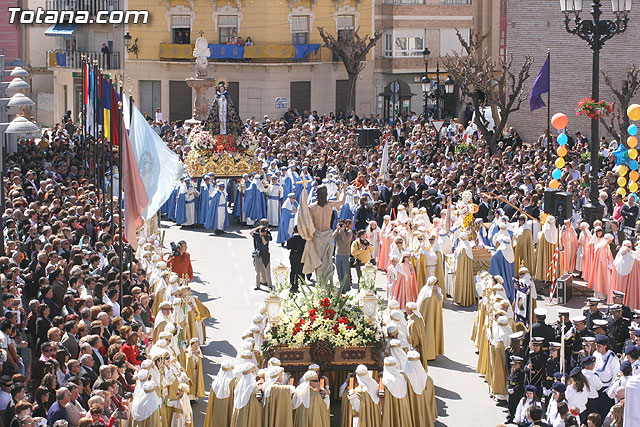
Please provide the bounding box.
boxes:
[560,0,630,224]
[444,76,454,95]
[422,48,430,117]
[124,32,139,59]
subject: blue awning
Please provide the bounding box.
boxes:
[45,24,78,37]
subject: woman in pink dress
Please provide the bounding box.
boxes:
[560,219,578,272]
[614,240,640,309]
[583,225,602,287]
[401,251,419,305]
[576,222,590,272]
[378,215,392,271]
[591,233,615,298]
[390,254,410,309]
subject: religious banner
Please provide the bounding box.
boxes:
[208,44,245,59]
[244,44,295,59]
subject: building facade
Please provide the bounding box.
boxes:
[44,0,124,124]
[506,0,640,143]
[373,0,500,120]
[124,0,374,122]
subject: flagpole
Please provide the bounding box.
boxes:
[93,61,98,187]
[129,92,135,282]
[109,78,115,225]
[547,50,551,158]
[118,83,124,308]
[82,58,87,184]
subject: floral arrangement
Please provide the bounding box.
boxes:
[187,124,259,154]
[187,125,216,151]
[576,97,614,120]
[455,190,479,229]
[264,281,383,350]
[454,141,478,155]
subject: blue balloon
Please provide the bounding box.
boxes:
[630,160,639,171]
[629,124,638,136]
[557,133,568,145]
[552,168,563,179]
[613,144,630,166]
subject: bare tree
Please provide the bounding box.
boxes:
[317,27,382,114]
[600,65,640,145]
[442,30,533,154]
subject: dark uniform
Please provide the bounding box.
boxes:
[607,316,631,356]
[525,349,548,397]
[572,328,595,367]
[531,320,555,351]
[507,365,525,422]
[584,307,603,331]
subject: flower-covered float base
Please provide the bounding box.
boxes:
[184,125,262,178]
[264,281,384,371]
[268,342,383,371]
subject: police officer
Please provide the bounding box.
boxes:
[531,308,555,351]
[542,342,561,409]
[525,337,548,398]
[554,308,574,369]
[506,355,525,424]
[570,315,594,368]
[607,291,633,319]
[607,304,631,356]
[584,297,603,331]
[505,331,527,363]
[593,319,609,336]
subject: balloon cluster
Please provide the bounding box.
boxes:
[617,104,640,197]
[550,112,569,189]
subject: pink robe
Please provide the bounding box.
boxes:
[591,242,615,295]
[390,264,410,310]
[615,256,640,310]
[561,224,578,272]
[378,228,392,271]
[402,260,419,305]
[582,236,595,286]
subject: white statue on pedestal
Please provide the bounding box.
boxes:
[193,37,210,77]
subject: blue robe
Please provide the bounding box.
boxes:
[243,180,267,221]
[295,173,314,200]
[277,200,298,243]
[283,171,299,200]
[175,190,187,225]
[340,203,353,221]
[488,220,501,244]
[488,250,516,301]
[166,187,178,220]
[232,180,246,218]
[204,190,230,230]
[196,182,210,225]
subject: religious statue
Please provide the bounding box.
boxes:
[203,81,244,136]
[193,37,210,77]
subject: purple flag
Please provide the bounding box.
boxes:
[530,55,550,112]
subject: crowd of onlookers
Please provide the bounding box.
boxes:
[0,119,167,426]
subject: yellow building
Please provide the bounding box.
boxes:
[124,0,375,121]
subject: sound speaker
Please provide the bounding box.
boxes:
[357,128,381,147]
[554,192,572,222]
[543,188,559,214]
[555,273,573,304]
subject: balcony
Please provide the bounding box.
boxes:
[158,43,323,63]
[47,49,121,70]
[45,0,120,17]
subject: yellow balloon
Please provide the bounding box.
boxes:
[549,179,560,189]
[619,165,629,176]
[555,157,566,168]
[628,136,638,148]
[617,187,627,197]
[557,146,568,157]
[618,176,628,187]
[629,149,638,160]
[630,171,640,182]
[628,104,640,121]
[630,181,639,193]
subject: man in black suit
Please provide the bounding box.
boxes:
[531,308,555,351]
[475,195,490,222]
[78,354,98,388]
[60,321,80,360]
[285,227,306,293]
[380,179,392,205]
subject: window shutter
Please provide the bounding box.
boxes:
[172,15,191,28]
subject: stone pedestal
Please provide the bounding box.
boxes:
[186,77,216,122]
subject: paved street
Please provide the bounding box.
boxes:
[162,220,588,427]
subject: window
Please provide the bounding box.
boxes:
[218,15,238,44]
[172,15,191,44]
[334,15,354,60]
[384,34,393,57]
[291,16,309,45]
[383,0,425,4]
[393,36,423,57]
[441,0,471,4]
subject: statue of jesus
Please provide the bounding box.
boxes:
[306,185,346,282]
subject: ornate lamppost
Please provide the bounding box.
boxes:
[560,0,631,223]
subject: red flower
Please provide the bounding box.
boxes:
[323,309,336,320]
[319,298,331,308]
[332,324,340,335]
[309,309,318,317]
